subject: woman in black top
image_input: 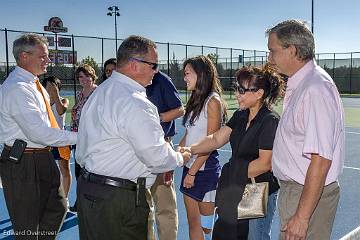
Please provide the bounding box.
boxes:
[99,58,116,85]
[181,65,285,240]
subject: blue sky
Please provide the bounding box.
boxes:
[1,0,359,62]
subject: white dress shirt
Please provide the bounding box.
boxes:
[0,66,77,148]
[75,71,184,188]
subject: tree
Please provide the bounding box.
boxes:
[207,53,218,66]
[207,53,225,74]
[169,52,184,89]
[79,56,101,77]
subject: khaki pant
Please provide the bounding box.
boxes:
[278,181,340,240]
[146,173,178,240]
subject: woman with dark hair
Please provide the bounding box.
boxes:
[178,55,227,240]
[99,58,116,84]
[42,76,71,206]
[69,64,98,212]
[180,65,285,239]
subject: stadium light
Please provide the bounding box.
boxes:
[107,5,121,54]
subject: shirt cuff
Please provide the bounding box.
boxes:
[175,151,184,167]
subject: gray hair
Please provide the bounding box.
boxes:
[13,34,48,62]
[266,19,315,61]
[116,35,157,68]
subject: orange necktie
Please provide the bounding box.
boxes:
[35,79,71,160]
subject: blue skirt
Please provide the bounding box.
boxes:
[180,153,220,202]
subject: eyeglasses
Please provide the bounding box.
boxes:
[130,57,158,70]
[234,84,258,95]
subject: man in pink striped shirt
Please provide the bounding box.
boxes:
[268,20,345,240]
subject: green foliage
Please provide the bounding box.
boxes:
[79,56,101,77]
[169,52,184,89]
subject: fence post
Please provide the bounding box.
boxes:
[5,28,9,77]
[201,45,204,56]
[230,48,233,99]
[101,38,104,71]
[253,50,256,66]
[265,52,268,65]
[71,34,77,101]
[350,52,353,94]
[242,50,245,67]
[216,48,218,66]
[185,45,188,102]
[332,53,336,80]
[167,42,170,76]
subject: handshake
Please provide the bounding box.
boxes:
[176,146,192,165]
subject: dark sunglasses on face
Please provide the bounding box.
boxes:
[234,84,258,94]
[130,57,158,70]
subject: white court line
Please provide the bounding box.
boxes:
[218,149,231,153]
[346,131,360,135]
[344,166,360,171]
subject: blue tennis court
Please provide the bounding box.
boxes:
[1,121,360,239]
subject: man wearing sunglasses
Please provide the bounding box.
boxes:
[75,35,191,240]
[268,20,344,240]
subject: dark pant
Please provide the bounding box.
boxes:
[212,218,249,240]
[77,175,149,240]
[0,148,67,240]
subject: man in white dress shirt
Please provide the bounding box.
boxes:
[0,34,77,239]
[75,35,191,240]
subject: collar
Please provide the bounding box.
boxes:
[239,104,270,123]
[286,59,316,92]
[111,70,145,93]
[249,104,271,123]
[14,66,39,83]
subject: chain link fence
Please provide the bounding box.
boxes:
[1,28,360,94]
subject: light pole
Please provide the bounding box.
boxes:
[107,6,120,54]
[311,0,314,33]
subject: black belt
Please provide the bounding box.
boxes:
[4,144,51,153]
[81,169,137,191]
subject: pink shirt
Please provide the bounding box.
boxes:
[272,60,345,185]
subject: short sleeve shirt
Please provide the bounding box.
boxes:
[146,72,182,138]
[226,105,280,193]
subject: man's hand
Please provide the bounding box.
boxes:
[180,150,191,164]
[282,213,309,240]
[163,171,174,186]
[177,146,191,154]
[47,82,59,98]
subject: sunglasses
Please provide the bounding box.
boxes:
[130,57,158,70]
[234,84,258,95]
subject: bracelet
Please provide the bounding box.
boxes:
[187,172,196,177]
